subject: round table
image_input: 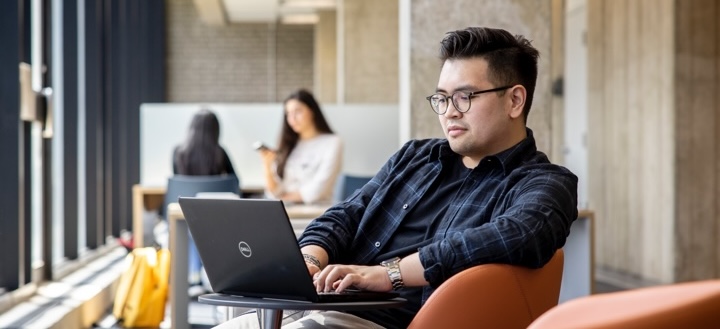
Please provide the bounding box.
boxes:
[199,293,406,329]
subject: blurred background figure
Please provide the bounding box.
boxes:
[258,89,342,205]
[172,108,238,296]
[173,108,236,177]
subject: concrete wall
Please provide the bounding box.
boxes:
[342,0,399,103]
[674,0,720,282]
[588,0,676,284]
[314,10,337,103]
[406,0,555,158]
[588,0,720,283]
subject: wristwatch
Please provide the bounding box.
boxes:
[381,257,404,290]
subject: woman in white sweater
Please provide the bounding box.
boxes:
[259,89,342,204]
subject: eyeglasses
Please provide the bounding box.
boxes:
[425,85,513,115]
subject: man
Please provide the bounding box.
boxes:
[219,26,577,329]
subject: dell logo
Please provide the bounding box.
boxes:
[238,241,252,258]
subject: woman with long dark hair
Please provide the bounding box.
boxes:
[174,108,235,176]
[259,89,342,204]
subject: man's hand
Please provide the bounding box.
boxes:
[313,264,392,293]
[303,253,322,277]
[300,246,328,279]
[306,263,321,277]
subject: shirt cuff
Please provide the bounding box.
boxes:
[418,244,450,288]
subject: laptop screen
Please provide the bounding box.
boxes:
[179,197,322,301]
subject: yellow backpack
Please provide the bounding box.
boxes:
[112,247,171,328]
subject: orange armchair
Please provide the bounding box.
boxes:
[408,249,564,329]
[528,279,720,329]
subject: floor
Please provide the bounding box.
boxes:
[594,280,627,294]
[94,297,229,329]
[165,300,223,329]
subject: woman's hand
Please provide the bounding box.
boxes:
[259,149,280,195]
[258,149,276,168]
[313,264,393,293]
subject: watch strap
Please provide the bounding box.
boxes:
[381,257,404,290]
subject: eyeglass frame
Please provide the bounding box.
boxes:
[425,85,514,115]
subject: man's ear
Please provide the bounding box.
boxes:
[507,85,526,119]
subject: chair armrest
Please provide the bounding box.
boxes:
[408,249,564,329]
[528,279,720,329]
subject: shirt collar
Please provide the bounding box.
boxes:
[491,128,538,175]
[430,128,538,175]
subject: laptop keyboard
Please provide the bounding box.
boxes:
[316,289,398,302]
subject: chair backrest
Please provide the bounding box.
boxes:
[333,174,372,203]
[527,279,720,329]
[408,249,565,329]
[163,175,240,220]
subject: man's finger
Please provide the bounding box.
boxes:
[335,274,358,292]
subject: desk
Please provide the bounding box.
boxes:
[132,185,166,248]
[131,184,266,248]
[167,202,328,329]
[198,293,406,329]
[559,209,595,302]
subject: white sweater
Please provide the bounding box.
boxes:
[270,134,343,204]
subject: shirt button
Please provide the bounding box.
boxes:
[374,242,381,248]
[402,204,408,209]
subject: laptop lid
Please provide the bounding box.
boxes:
[179,197,322,302]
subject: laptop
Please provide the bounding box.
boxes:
[178,197,399,303]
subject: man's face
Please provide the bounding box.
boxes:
[436,57,519,166]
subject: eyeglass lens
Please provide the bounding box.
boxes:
[429,92,471,114]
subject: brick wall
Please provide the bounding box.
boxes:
[166,0,314,102]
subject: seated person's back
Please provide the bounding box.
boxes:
[168,108,237,293]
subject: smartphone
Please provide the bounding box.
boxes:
[252,141,269,151]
